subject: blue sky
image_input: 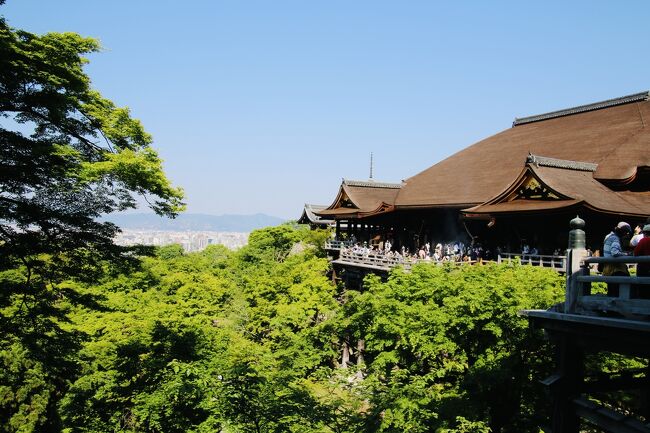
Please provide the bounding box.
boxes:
[3,1,650,219]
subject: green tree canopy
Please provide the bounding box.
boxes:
[0,9,184,430]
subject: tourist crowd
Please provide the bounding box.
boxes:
[340,239,493,263]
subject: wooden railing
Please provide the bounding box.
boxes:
[566,254,650,318]
[334,249,568,272]
[335,250,478,271]
[324,240,354,250]
[336,250,417,270]
[497,253,567,272]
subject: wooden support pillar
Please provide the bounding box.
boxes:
[336,220,341,240]
[341,340,350,368]
[357,339,365,366]
[548,336,583,433]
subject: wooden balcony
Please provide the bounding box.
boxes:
[332,250,479,272]
[566,255,650,319]
[330,248,566,273]
[522,216,650,433]
[332,250,418,272]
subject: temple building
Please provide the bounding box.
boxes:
[309,91,650,253]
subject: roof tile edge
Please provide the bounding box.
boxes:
[513,91,650,126]
[526,154,598,172]
[343,179,403,189]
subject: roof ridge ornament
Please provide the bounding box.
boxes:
[526,154,598,172]
[513,91,650,126]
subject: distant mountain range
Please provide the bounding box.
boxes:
[106,213,286,232]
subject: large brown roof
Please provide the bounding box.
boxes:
[395,92,650,208]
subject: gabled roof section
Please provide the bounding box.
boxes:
[297,204,333,225]
[513,91,650,126]
[316,179,402,219]
[464,156,650,217]
[467,156,575,210]
[396,92,650,208]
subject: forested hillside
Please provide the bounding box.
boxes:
[2,223,567,432]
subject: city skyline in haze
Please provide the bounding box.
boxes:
[3,1,650,219]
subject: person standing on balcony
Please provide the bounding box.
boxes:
[603,222,632,296]
[630,217,650,248]
[433,243,443,262]
[633,224,650,276]
[633,224,650,299]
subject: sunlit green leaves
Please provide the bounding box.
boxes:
[340,262,564,431]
